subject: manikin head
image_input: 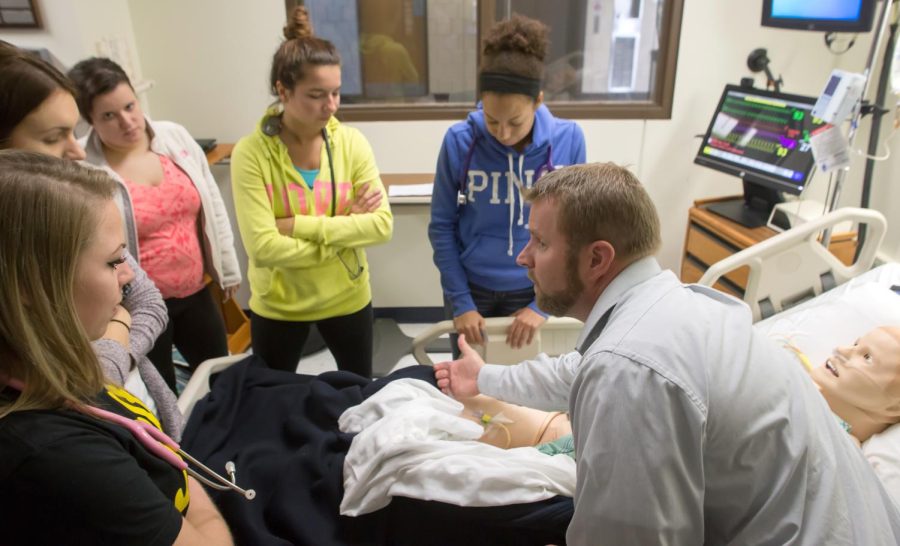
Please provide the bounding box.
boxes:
[811,326,900,442]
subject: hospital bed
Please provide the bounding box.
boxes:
[696,206,900,509]
[411,316,583,366]
[173,206,900,542]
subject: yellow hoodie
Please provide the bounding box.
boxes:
[231,111,393,321]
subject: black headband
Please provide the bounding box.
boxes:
[479,72,541,99]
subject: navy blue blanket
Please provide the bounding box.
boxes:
[181,356,572,545]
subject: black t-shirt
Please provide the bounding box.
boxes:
[0,384,187,545]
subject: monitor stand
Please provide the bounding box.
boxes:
[703,181,783,229]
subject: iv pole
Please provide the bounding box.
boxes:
[822,0,894,247]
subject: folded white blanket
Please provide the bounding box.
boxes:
[339,378,576,516]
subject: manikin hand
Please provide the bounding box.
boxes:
[434,334,484,398]
[506,307,546,349]
[453,310,485,346]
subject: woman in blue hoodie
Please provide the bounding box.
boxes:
[429,15,586,355]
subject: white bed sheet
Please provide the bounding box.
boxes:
[753,263,900,509]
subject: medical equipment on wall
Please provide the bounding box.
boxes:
[761,0,877,33]
[808,70,866,175]
[3,377,256,500]
[813,70,867,125]
[747,48,784,92]
[692,84,825,228]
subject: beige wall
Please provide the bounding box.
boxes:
[5,0,898,306]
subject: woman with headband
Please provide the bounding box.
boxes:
[429,15,586,358]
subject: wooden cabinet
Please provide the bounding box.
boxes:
[681,197,857,298]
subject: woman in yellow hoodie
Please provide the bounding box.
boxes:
[231,7,393,377]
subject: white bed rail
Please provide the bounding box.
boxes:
[411,316,583,366]
[177,353,249,418]
[698,207,886,321]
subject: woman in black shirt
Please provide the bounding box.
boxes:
[0,152,232,545]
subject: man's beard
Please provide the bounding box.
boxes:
[533,250,583,317]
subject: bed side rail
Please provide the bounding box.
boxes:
[411,316,583,366]
[177,353,249,418]
[698,207,886,321]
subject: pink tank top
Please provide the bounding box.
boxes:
[126,154,205,299]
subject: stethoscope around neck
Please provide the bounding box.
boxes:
[263,114,337,217]
[2,377,255,501]
[264,115,362,278]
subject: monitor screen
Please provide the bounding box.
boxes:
[694,85,825,196]
[761,0,876,33]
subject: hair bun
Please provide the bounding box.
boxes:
[482,14,549,62]
[284,6,315,40]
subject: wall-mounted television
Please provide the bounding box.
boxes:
[694,84,826,228]
[761,0,877,33]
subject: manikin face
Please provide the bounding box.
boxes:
[89,82,147,151]
[516,198,584,316]
[278,65,342,131]
[7,89,86,160]
[481,91,540,149]
[73,200,129,340]
[811,327,900,419]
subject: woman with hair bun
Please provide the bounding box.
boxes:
[429,15,586,357]
[231,7,393,376]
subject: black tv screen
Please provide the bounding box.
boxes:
[694,85,825,196]
[761,0,876,33]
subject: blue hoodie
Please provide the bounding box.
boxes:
[429,103,586,318]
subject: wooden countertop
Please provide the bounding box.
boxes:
[204,143,234,165]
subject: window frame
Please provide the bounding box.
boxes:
[0,0,42,29]
[291,0,684,122]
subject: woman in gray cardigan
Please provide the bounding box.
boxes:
[0,41,183,438]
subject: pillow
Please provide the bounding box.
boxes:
[754,282,900,369]
[753,267,900,509]
[864,423,900,510]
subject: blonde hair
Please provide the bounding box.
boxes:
[526,162,661,262]
[0,150,116,417]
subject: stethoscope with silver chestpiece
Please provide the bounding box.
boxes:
[263,114,364,279]
[3,376,255,500]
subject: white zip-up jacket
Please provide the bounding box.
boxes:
[81,119,241,289]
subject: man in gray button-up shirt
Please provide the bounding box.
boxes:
[435,163,900,545]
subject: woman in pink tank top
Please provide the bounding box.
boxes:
[69,58,242,393]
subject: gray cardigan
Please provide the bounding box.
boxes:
[91,251,184,439]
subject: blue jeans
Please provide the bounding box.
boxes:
[444,283,536,358]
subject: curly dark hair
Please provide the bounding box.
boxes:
[481,14,550,80]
